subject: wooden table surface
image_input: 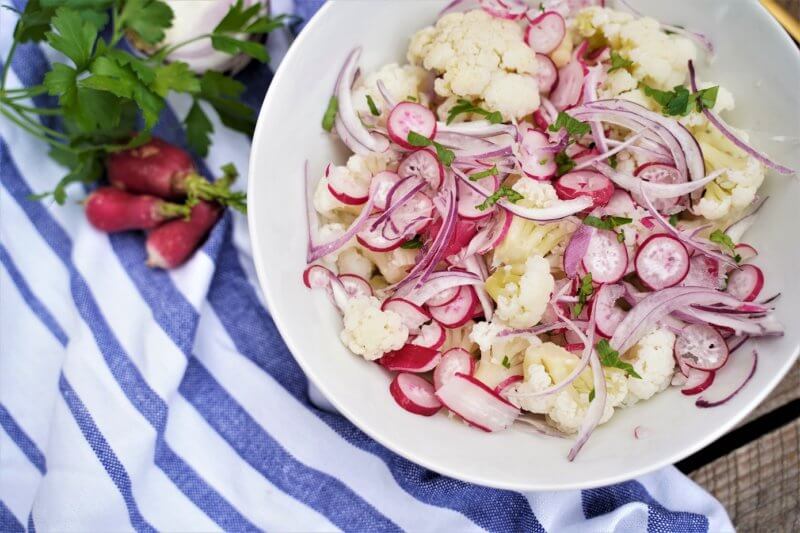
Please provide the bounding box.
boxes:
[678,4,800,530]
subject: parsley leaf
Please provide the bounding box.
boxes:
[501,356,511,369]
[642,83,720,116]
[210,35,267,62]
[13,0,58,43]
[573,273,593,317]
[669,214,680,227]
[583,215,633,231]
[321,96,337,132]
[366,94,380,116]
[118,0,173,45]
[695,86,719,112]
[184,100,214,156]
[469,166,498,181]
[199,71,255,135]
[45,7,97,70]
[608,51,633,73]
[549,111,591,138]
[406,131,455,167]
[446,99,503,125]
[476,186,523,211]
[208,0,282,63]
[152,62,200,97]
[608,153,618,169]
[555,151,576,176]
[595,339,641,379]
[588,388,596,402]
[400,236,423,249]
[709,228,739,262]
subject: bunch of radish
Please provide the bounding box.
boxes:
[84,137,246,269]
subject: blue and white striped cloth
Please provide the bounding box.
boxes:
[0,1,735,531]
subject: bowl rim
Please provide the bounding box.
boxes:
[247,0,800,490]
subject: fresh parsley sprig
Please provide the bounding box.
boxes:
[475,186,523,211]
[549,111,591,138]
[583,215,633,231]
[447,99,503,125]
[365,94,380,116]
[641,83,719,117]
[407,131,455,166]
[321,96,338,132]
[596,340,641,379]
[608,51,633,73]
[469,166,499,181]
[400,235,424,249]
[709,229,741,262]
[573,273,594,317]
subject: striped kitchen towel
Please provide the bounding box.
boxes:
[0,0,735,531]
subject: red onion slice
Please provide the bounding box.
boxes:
[696,350,758,408]
[463,255,494,322]
[435,373,520,432]
[567,347,606,461]
[396,270,483,306]
[335,48,390,153]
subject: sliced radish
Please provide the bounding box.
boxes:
[534,53,558,94]
[387,102,437,149]
[429,285,477,328]
[726,264,764,302]
[371,171,400,210]
[425,218,479,259]
[564,342,585,352]
[357,216,405,252]
[398,149,444,190]
[327,169,369,205]
[435,373,519,432]
[555,170,614,207]
[682,255,723,290]
[582,229,628,283]
[434,348,476,390]
[457,177,495,219]
[302,264,336,290]
[390,373,442,416]
[426,285,460,307]
[382,298,432,333]
[494,375,524,397]
[675,324,729,371]
[593,284,627,338]
[734,243,758,263]
[339,274,373,298]
[681,369,716,396]
[465,209,512,256]
[524,12,566,54]
[632,163,685,213]
[380,344,441,373]
[519,128,557,179]
[549,60,585,110]
[635,234,690,290]
[605,189,635,216]
[411,321,447,350]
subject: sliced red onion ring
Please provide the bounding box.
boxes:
[376,79,396,109]
[563,223,595,278]
[463,255,494,322]
[567,346,606,461]
[573,130,647,171]
[436,121,516,138]
[723,197,768,243]
[595,163,721,199]
[582,65,609,153]
[497,321,569,339]
[335,48,390,153]
[696,350,758,408]
[395,271,483,306]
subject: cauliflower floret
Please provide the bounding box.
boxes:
[549,33,574,68]
[442,320,478,353]
[336,247,375,280]
[317,223,352,267]
[486,255,554,329]
[408,9,539,120]
[352,63,433,118]
[339,296,409,360]
[509,342,628,433]
[470,320,535,367]
[573,7,696,89]
[361,247,417,284]
[622,328,676,406]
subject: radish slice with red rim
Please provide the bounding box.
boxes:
[593,284,627,338]
[549,60,585,110]
[371,171,401,210]
[681,255,724,289]
[635,234,690,290]
[398,149,444,190]
[426,285,460,308]
[494,375,524,397]
[434,348,476,390]
[733,243,758,263]
[382,298,432,333]
[555,170,614,207]
[457,177,495,219]
[302,264,337,290]
[524,11,566,54]
[387,102,437,149]
[460,209,512,258]
[681,368,715,396]
[429,285,477,328]
[605,189,635,216]
[435,372,519,431]
[534,53,558,94]
[357,216,406,252]
[582,229,628,283]
[519,128,557,179]
[726,264,764,302]
[675,324,729,371]
[380,344,441,373]
[339,274,373,298]
[411,321,447,350]
[327,168,369,205]
[390,373,442,416]
[632,163,685,213]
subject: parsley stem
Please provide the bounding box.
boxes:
[4,100,63,116]
[5,105,70,139]
[0,107,72,151]
[0,40,18,90]
[1,86,47,97]
[152,34,214,62]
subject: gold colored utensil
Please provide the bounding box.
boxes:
[760,0,800,42]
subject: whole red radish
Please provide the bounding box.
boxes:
[108,137,195,199]
[85,188,189,233]
[145,201,221,269]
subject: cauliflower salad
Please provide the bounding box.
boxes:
[302,0,791,460]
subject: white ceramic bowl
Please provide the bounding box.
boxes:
[248,0,800,490]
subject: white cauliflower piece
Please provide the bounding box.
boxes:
[469,320,535,367]
[339,296,409,360]
[549,33,574,68]
[336,247,375,280]
[622,328,676,406]
[361,247,417,284]
[313,176,351,220]
[487,255,555,329]
[573,7,696,89]
[317,223,353,267]
[352,63,432,119]
[442,321,478,353]
[408,9,539,120]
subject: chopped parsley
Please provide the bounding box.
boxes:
[400,235,423,249]
[549,111,591,138]
[475,186,523,211]
[709,229,741,262]
[365,94,380,116]
[555,151,576,176]
[447,98,503,125]
[573,273,594,317]
[469,166,499,181]
[617,232,625,243]
[641,83,720,117]
[406,95,418,102]
[501,356,511,369]
[321,96,338,132]
[596,339,641,379]
[608,51,634,73]
[608,153,619,169]
[669,213,680,227]
[407,131,455,166]
[588,388,596,402]
[582,215,633,231]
